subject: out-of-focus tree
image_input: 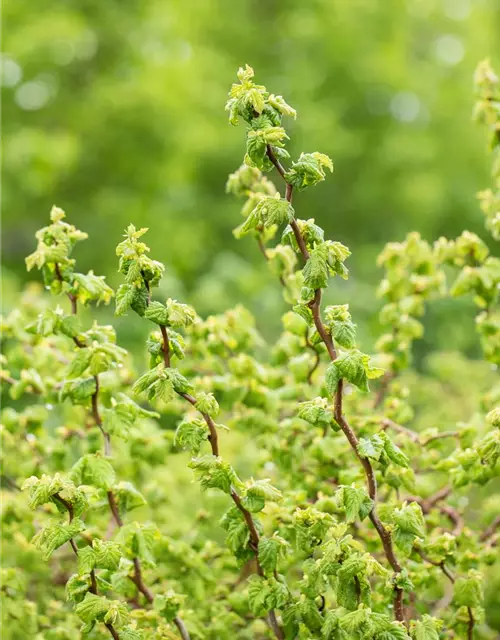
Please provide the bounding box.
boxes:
[2,0,499,338]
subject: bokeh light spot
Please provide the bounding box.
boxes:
[1,56,23,88]
[15,81,51,111]
[435,35,464,66]
[390,92,421,122]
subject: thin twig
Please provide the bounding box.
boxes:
[381,418,419,443]
[373,371,394,409]
[407,490,463,536]
[305,330,321,385]
[53,493,118,638]
[415,547,455,584]
[420,431,459,446]
[479,515,500,542]
[467,607,475,640]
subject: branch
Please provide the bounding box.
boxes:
[305,330,321,386]
[55,263,189,639]
[92,375,111,456]
[265,144,406,623]
[415,547,455,584]
[158,321,283,639]
[467,607,475,640]
[479,515,500,542]
[105,408,192,640]
[381,419,419,443]
[407,489,463,536]
[256,230,290,294]
[53,493,117,638]
[420,431,460,446]
[373,371,395,409]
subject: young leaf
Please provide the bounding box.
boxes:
[70,454,116,490]
[358,435,385,461]
[195,392,220,418]
[334,350,369,392]
[258,535,290,575]
[303,243,330,289]
[32,518,85,560]
[144,301,169,325]
[342,486,373,523]
[174,419,208,455]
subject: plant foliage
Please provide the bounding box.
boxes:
[1,61,499,640]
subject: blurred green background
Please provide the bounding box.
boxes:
[2,0,499,351]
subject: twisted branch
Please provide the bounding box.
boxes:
[265,144,406,622]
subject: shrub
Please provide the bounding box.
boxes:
[1,61,499,639]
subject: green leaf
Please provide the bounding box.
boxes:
[61,376,97,403]
[325,363,341,396]
[322,611,346,639]
[338,607,370,635]
[380,432,409,468]
[89,349,112,375]
[247,576,289,616]
[393,502,425,538]
[22,474,65,509]
[72,271,113,305]
[35,309,58,336]
[243,479,282,512]
[154,591,183,623]
[120,628,144,640]
[298,397,334,426]
[246,131,269,170]
[331,320,357,349]
[70,454,116,490]
[486,407,500,427]
[336,556,368,610]
[132,365,163,396]
[377,623,411,640]
[411,615,442,640]
[78,546,96,574]
[284,152,333,191]
[32,518,85,560]
[195,392,220,418]
[66,573,92,603]
[256,194,294,228]
[303,243,330,289]
[268,94,296,118]
[60,314,82,338]
[220,506,250,555]
[75,593,111,624]
[358,435,385,461]
[103,600,130,627]
[453,570,483,608]
[189,455,243,494]
[247,576,270,616]
[130,286,149,317]
[93,539,122,571]
[144,301,169,325]
[108,484,145,519]
[258,535,289,575]
[393,502,425,554]
[343,486,373,523]
[154,376,175,403]
[117,522,159,568]
[174,419,208,455]
[334,350,368,392]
